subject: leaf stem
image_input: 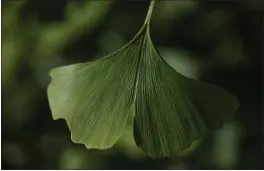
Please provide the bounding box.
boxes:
[115,0,156,50]
[144,0,156,25]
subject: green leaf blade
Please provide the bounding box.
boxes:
[47,27,239,158]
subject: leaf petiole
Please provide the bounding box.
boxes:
[144,0,156,25]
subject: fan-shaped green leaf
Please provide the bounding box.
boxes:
[47,0,239,157]
[47,26,238,157]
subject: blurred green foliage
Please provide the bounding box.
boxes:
[2,0,263,169]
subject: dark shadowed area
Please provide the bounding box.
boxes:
[2,0,263,169]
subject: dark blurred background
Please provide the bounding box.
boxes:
[2,0,264,169]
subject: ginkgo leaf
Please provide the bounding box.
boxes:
[47,1,239,158]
